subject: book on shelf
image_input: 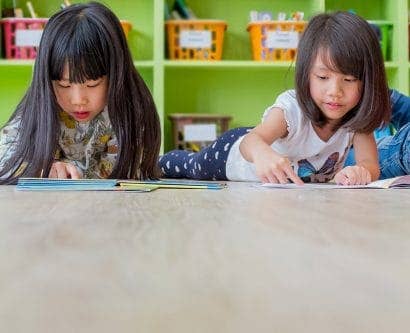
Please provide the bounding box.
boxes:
[261,175,410,189]
[172,0,197,19]
[16,178,226,192]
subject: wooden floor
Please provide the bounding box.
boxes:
[1,182,410,333]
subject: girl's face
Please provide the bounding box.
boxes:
[52,65,108,122]
[309,53,362,126]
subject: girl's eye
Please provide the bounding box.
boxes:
[316,75,327,80]
[86,81,101,88]
[344,78,357,82]
[58,83,70,88]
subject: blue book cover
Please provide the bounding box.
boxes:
[16,178,226,191]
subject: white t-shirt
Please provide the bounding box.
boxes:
[226,90,354,182]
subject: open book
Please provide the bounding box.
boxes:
[261,175,410,189]
[16,178,226,192]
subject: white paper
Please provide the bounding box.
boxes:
[266,30,299,49]
[15,29,43,47]
[183,124,217,142]
[260,176,410,189]
[180,30,211,48]
[261,183,350,189]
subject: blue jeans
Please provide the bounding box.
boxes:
[345,89,410,179]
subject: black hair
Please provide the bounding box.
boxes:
[0,2,161,184]
[295,11,390,132]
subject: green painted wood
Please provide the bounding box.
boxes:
[0,65,32,124]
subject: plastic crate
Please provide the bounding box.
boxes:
[247,21,307,61]
[1,18,132,60]
[1,18,48,59]
[120,20,132,39]
[368,20,393,61]
[165,20,227,60]
[168,113,232,151]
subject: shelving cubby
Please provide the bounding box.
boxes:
[0,0,409,152]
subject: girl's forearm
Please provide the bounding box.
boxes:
[240,132,275,163]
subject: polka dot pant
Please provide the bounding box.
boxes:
[159,127,252,180]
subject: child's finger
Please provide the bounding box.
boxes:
[334,171,349,185]
[357,166,371,185]
[272,169,289,184]
[67,164,81,179]
[283,165,303,185]
[55,164,69,179]
[257,171,271,183]
[362,167,371,184]
[287,173,303,185]
[356,167,366,185]
[366,170,371,184]
[48,165,57,178]
[266,173,279,184]
[342,166,359,185]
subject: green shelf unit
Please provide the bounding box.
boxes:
[0,0,409,152]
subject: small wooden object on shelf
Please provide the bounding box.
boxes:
[168,113,232,151]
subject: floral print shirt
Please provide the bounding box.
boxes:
[0,107,118,179]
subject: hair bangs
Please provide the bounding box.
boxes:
[317,42,364,80]
[49,17,108,83]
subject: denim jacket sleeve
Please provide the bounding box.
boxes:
[390,89,410,130]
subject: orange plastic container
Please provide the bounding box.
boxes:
[247,21,306,61]
[120,20,132,39]
[165,19,227,60]
[1,18,48,59]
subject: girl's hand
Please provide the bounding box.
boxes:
[254,152,303,185]
[334,166,371,185]
[239,106,303,185]
[49,161,81,179]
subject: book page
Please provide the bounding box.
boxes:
[260,183,368,189]
[260,176,410,189]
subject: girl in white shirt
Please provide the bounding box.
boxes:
[159,11,390,185]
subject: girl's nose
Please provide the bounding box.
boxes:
[327,80,343,97]
[70,86,88,105]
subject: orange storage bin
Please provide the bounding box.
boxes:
[247,21,307,61]
[120,20,132,39]
[165,19,227,60]
[1,18,48,59]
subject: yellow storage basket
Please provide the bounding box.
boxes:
[247,21,306,61]
[166,19,227,60]
[120,20,132,39]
